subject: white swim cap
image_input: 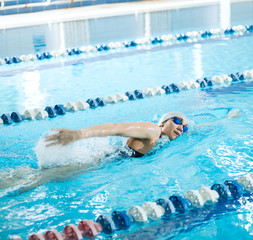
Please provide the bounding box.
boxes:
[158,111,189,126]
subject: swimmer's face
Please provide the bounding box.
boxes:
[161,117,188,140]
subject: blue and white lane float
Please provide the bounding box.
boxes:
[1,69,253,126]
[119,191,253,239]
[22,172,253,240]
[1,24,253,66]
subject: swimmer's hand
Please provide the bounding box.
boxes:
[45,129,81,147]
[196,109,240,128]
[226,109,240,118]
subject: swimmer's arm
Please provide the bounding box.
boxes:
[79,122,160,139]
[196,120,222,127]
[45,122,160,146]
[113,122,161,139]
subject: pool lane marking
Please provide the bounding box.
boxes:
[0,30,252,77]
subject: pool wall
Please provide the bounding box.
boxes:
[1,0,253,58]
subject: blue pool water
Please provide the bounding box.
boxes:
[1,2,253,240]
[1,81,253,240]
[1,34,253,114]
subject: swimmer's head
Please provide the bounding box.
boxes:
[158,111,189,126]
[158,111,189,140]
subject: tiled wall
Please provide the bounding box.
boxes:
[0,0,142,15]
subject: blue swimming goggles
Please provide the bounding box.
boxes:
[172,117,188,132]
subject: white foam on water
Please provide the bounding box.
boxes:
[34,132,119,169]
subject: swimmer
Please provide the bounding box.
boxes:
[45,111,189,158]
[2,109,239,196]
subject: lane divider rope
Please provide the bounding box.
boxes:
[1,69,253,125]
[11,172,253,239]
[1,24,253,66]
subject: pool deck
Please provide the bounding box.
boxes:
[0,0,221,29]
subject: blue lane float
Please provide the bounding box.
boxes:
[170,83,181,92]
[1,113,12,124]
[224,179,245,199]
[12,57,21,63]
[197,78,216,87]
[156,198,175,216]
[72,48,82,55]
[1,24,253,66]
[224,28,235,35]
[134,90,145,99]
[54,104,67,115]
[229,72,245,82]
[111,210,135,230]
[95,97,107,107]
[4,57,13,64]
[96,44,110,51]
[36,52,53,60]
[211,183,231,201]
[151,37,163,44]
[45,106,57,118]
[204,77,215,86]
[96,215,116,235]
[67,49,76,55]
[10,112,25,123]
[196,79,208,88]
[169,195,192,213]
[125,91,136,100]
[247,25,253,32]
[86,99,98,108]
[201,31,212,38]
[176,34,189,41]
[124,41,138,47]
[162,85,173,94]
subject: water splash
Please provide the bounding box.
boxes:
[34,132,120,169]
[0,134,130,196]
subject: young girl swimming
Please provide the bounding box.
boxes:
[45,111,189,158]
[1,109,239,196]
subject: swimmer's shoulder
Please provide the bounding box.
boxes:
[113,121,160,140]
[140,121,161,140]
[120,121,160,133]
[133,121,160,128]
[138,121,161,134]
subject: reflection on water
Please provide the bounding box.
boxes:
[0,135,121,196]
[0,163,100,197]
